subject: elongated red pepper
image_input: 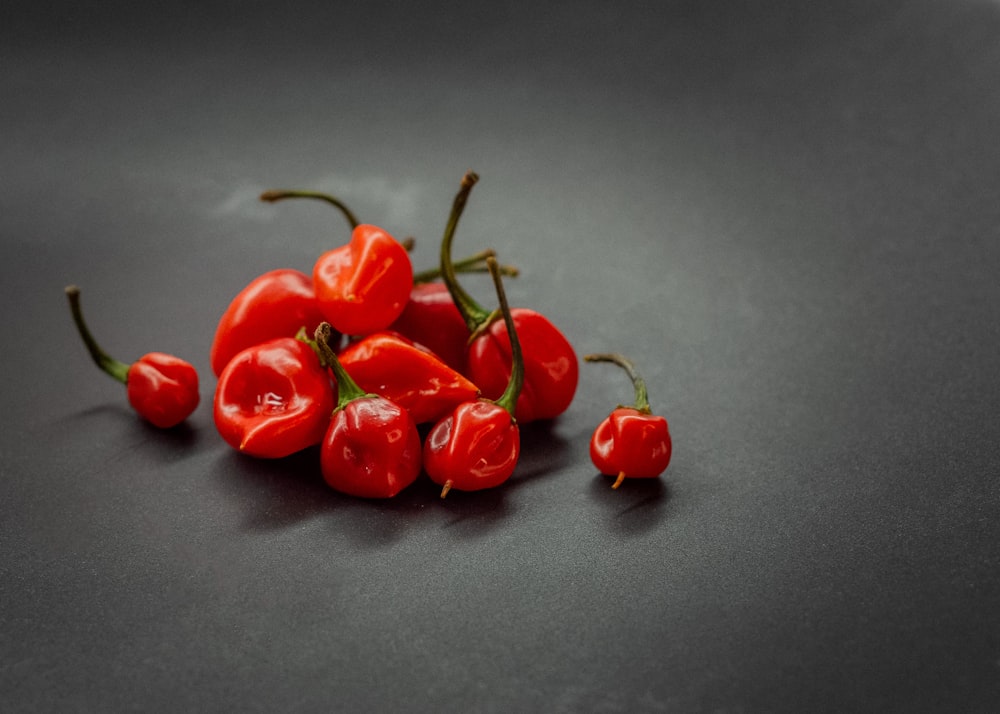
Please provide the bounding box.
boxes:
[213,336,335,458]
[65,285,200,429]
[337,331,479,424]
[438,172,578,423]
[423,256,524,497]
[585,353,672,488]
[314,323,422,499]
[210,268,329,376]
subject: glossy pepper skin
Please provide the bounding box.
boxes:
[585,353,672,488]
[436,172,578,423]
[313,224,413,336]
[210,268,328,376]
[314,324,422,499]
[424,400,520,494]
[213,337,335,458]
[424,257,524,496]
[337,331,479,424]
[65,285,200,429]
[466,309,577,423]
[389,282,470,374]
[125,353,201,428]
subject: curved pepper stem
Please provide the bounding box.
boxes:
[439,171,493,333]
[260,189,361,230]
[583,353,652,414]
[314,322,374,410]
[64,285,130,385]
[487,256,524,417]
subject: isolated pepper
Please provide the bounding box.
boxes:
[585,353,672,488]
[337,331,479,424]
[210,268,329,376]
[213,335,335,458]
[314,323,422,499]
[64,285,200,429]
[438,172,578,423]
[423,256,524,497]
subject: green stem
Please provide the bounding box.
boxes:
[439,171,492,332]
[583,353,652,413]
[314,323,372,410]
[413,249,520,284]
[259,189,361,230]
[487,257,524,417]
[64,285,130,384]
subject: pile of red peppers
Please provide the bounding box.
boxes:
[65,171,673,498]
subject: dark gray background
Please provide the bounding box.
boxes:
[3,1,999,711]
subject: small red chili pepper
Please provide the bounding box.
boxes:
[423,256,524,497]
[585,353,672,488]
[313,323,422,499]
[64,285,200,429]
[213,335,335,458]
[259,188,412,336]
[337,331,479,425]
[210,268,329,376]
[312,223,413,336]
[437,172,578,423]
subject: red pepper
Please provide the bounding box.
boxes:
[213,336,335,458]
[437,172,578,423]
[337,331,479,424]
[259,189,412,336]
[210,268,329,376]
[312,223,413,336]
[390,281,469,372]
[314,323,422,499]
[64,285,200,429]
[423,256,524,497]
[585,353,672,488]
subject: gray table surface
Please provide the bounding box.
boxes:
[3,1,999,711]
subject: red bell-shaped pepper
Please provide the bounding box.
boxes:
[209,268,328,377]
[258,189,413,337]
[312,223,413,336]
[65,285,200,429]
[213,336,335,458]
[437,172,579,423]
[423,257,524,496]
[585,353,672,488]
[314,323,422,499]
[337,331,479,425]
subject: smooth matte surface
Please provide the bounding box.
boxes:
[3,2,1000,712]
